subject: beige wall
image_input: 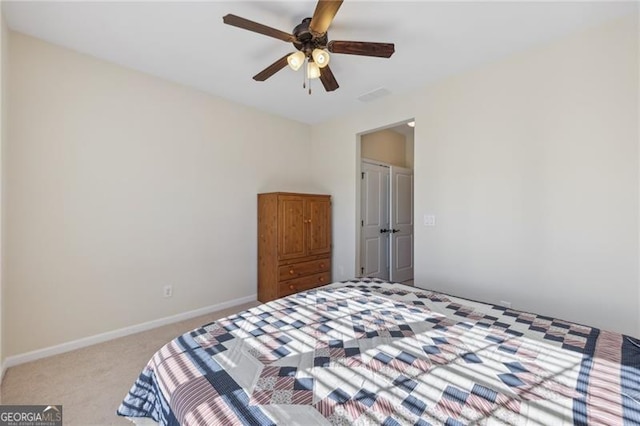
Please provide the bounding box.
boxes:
[5,33,315,357]
[0,7,7,383]
[311,16,639,336]
[405,131,414,170]
[361,129,407,167]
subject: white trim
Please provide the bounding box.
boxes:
[3,294,257,370]
[362,157,392,169]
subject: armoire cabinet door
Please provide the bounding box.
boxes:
[306,197,331,255]
[278,195,306,260]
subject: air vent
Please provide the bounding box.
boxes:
[357,87,391,103]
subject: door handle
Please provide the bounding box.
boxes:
[390,229,400,233]
[380,229,390,233]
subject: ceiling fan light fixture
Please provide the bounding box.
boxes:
[307,61,321,79]
[312,48,330,68]
[287,51,305,71]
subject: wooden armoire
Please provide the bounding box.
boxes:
[258,192,332,303]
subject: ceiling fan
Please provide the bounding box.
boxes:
[223,0,395,94]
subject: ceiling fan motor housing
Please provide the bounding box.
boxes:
[293,18,328,55]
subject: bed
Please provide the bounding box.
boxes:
[118,279,640,425]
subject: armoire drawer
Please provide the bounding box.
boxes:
[278,258,330,281]
[278,272,331,297]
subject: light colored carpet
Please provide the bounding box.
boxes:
[1,301,259,425]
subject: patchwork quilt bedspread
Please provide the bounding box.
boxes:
[118,280,640,425]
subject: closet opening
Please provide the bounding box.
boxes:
[356,120,414,285]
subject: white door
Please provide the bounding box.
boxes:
[360,161,390,279]
[390,166,414,283]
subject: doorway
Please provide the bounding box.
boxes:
[357,122,414,284]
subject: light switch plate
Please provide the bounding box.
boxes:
[423,214,436,226]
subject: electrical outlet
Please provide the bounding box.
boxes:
[163,285,173,298]
[499,300,511,309]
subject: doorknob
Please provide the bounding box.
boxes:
[380,229,390,233]
[390,229,400,233]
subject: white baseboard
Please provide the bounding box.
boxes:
[3,294,257,370]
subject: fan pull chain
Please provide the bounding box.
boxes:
[303,57,307,89]
[307,56,312,95]
[301,56,312,94]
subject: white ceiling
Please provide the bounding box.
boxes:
[3,1,636,125]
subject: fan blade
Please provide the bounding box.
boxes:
[319,65,339,92]
[223,14,295,42]
[253,53,291,81]
[328,40,395,58]
[309,0,344,36]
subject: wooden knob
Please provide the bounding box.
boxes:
[289,268,295,275]
[289,284,294,290]
[319,276,325,282]
[319,263,325,268]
